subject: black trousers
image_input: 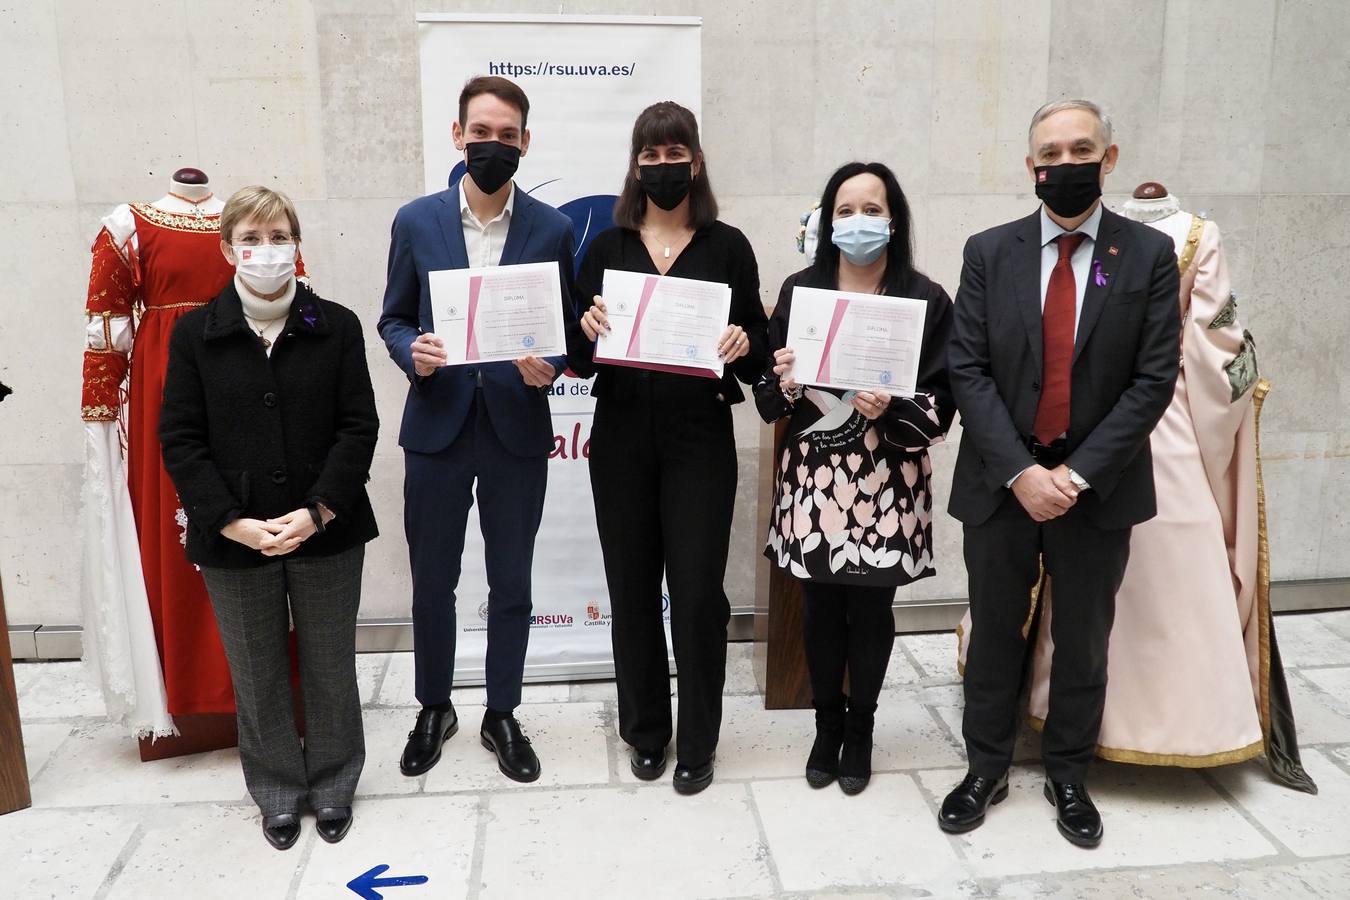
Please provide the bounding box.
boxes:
[961,493,1132,782]
[589,380,736,765]
[801,582,897,711]
[404,393,547,712]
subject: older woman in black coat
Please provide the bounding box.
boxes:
[160,186,378,851]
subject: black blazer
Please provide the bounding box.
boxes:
[160,281,380,568]
[947,206,1180,529]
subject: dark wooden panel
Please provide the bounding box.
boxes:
[756,419,814,710]
[0,572,33,815]
[763,565,813,709]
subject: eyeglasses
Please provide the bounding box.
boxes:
[234,232,296,246]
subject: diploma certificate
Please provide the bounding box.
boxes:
[784,287,928,396]
[594,269,732,379]
[428,261,565,364]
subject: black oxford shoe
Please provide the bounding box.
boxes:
[937,770,1010,834]
[1044,780,1103,848]
[481,714,541,783]
[400,705,458,777]
[315,806,353,844]
[672,758,715,796]
[262,813,301,851]
[630,746,668,781]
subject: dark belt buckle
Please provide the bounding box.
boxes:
[1026,437,1067,466]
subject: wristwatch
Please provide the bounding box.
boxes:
[1067,468,1091,491]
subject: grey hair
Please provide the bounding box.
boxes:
[1027,99,1113,151]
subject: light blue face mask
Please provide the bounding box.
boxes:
[830,213,891,265]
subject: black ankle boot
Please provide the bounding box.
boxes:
[805,697,847,788]
[838,700,876,795]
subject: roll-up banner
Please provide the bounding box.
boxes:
[416,14,702,681]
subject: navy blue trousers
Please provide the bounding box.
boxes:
[404,394,547,711]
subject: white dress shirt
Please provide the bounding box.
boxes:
[459,180,515,268]
[1038,202,1102,340]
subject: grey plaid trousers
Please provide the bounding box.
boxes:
[202,545,366,816]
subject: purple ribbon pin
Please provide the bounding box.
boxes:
[1093,259,1108,287]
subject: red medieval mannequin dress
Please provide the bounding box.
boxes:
[81,171,306,759]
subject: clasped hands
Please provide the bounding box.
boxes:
[1012,464,1081,522]
[221,508,323,557]
[772,347,890,420]
[580,295,751,363]
[411,333,556,388]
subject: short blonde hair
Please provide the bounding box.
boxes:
[220,185,301,243]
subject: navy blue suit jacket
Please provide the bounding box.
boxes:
[378,184,580,457]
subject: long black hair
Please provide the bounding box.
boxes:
[613,101,718,230]
[807,162,916,295]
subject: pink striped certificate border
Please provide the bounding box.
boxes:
[784,285,928,396]
[595,268,730,379]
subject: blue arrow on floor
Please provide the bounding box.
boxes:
[347,864,429,899]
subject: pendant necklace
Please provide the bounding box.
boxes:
[644,227,680,260]
[168,190,215,219]
[243,315,274,349]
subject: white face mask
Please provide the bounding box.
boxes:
[233,243,296,294]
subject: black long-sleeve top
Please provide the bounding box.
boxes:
[567,221,770,404]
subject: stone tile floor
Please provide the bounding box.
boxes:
[6,609,1350,898]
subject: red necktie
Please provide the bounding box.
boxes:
[1033,232,1087,444]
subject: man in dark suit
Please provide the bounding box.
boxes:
[378,76,579,784]
[939,100,1180,847]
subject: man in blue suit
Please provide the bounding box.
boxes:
[378,76,579,783]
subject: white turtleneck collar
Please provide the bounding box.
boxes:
[236,275,296,321]
[236,276,296,355]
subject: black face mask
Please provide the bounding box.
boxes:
[638,162,693,211]
[1034,158,1104,218]
[465,140,521,195]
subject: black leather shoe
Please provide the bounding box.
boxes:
[480,713,541,783]
[937,770,1010,834]
[400,705,459,777]
[262,813,301,851]
[672,758,714,795]
[630,746,668,781]
[1044,780,1103,848]
[314,807,353,844]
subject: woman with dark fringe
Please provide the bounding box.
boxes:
[755,162,954,794]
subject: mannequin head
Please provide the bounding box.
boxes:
[1134,181,1169,200]
[170,167,212,201]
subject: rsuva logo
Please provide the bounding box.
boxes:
[530,612,575,628]
[450,163,617,271]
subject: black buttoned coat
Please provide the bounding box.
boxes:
[160,280,379,568]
